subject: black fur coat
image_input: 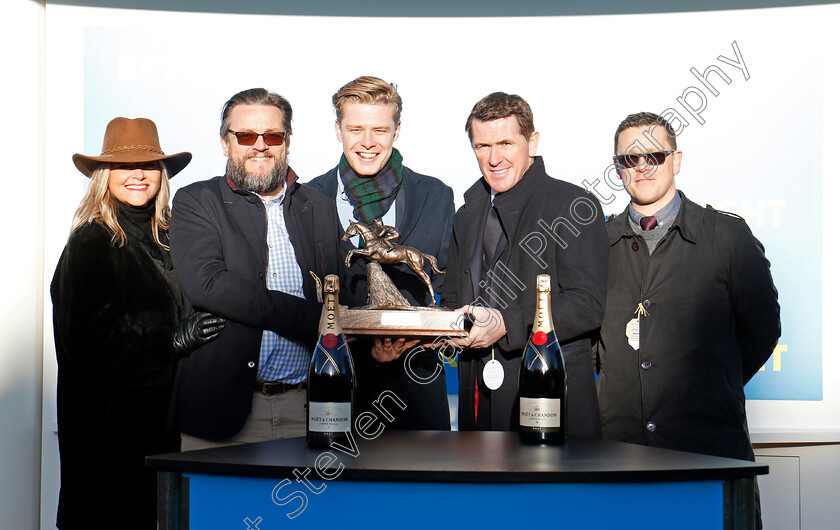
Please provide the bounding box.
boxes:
[51,203,186,529]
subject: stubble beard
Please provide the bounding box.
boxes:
[227,154,288,194]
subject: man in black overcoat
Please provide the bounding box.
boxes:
[441,92,608,434]
[596,112,781,529]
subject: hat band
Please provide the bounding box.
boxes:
[101,144,165,155]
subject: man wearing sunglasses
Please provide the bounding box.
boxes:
[596,111,780,527]
[307,76,455,430]
[169,88,343,450]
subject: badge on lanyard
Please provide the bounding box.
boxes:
[626,302,648,351]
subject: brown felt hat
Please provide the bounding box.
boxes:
[72,117,192,177]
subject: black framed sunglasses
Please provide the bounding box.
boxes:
[615,149,675,169]
[227,129,288,146]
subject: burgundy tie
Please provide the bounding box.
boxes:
[640,215,658,231]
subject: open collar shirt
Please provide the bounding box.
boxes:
[256,184,309,383]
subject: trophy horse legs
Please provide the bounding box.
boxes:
[345,248,370,268]
[414,269,435,306]
[407,251,440,306]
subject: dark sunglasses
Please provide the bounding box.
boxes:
[615,149,675,169]
[227,129,288,146]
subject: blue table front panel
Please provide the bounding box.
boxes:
[186,473,723,529]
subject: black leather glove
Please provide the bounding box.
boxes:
[172,311,225,358]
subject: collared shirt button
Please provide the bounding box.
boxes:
[643,299,651,308]
[632,241,640,251]
[646,421,656,432]
[247,361,255,368]
[272,273,277,278]
[641,361,651,370]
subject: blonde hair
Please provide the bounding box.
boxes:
[70,162,172,249]
[332,76,402,124]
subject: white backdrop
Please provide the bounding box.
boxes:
[34,3,840,527]
[42,0,838,452]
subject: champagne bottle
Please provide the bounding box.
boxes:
[306,275,355,448]
[519,274,567,444]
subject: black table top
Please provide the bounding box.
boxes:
[147,431,767,484]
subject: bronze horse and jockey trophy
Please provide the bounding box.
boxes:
[339,220,466,338]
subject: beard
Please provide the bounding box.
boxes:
[226,153,288,194]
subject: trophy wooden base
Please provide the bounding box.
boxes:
[340,308,468,338]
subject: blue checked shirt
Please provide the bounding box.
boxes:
[256,187,310,383]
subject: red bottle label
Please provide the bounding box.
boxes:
[323,333,338,348]
[533,331,547,346]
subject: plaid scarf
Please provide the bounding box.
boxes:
[338,149,404,225]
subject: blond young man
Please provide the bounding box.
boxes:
[307,76,455,430]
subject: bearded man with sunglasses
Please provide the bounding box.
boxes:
[169,88,343,450]
[597,112,780,475]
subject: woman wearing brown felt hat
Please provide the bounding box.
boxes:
[51,118,224,529]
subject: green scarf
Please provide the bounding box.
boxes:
[339,149,404,225]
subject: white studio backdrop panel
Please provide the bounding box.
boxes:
[44,4,839,436]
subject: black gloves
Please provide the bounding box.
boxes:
[172,311,225,358]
